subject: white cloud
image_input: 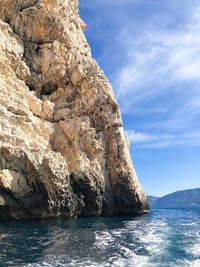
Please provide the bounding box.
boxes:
[112,2,200,150]
[126,130,200,148]
[117,67,142,98]
[116,26,200,103]
[114,4,200,97]
[175,64,200,80]
[81,0,200,149]
[126,130,157,143]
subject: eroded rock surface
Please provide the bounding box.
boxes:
[0,0,149,219]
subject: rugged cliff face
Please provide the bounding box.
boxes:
[0,0,149,219]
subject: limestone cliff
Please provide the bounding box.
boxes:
[0,0,149,219]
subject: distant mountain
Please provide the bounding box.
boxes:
[153,188,200,207]
[148,196,160,206]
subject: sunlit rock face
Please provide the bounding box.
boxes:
[0,0,149,219]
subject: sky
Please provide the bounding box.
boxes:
[79,0,200,197]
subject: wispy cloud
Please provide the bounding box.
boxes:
[127,130,157,143]
[80,1,200,196]
[116,10,200,104]
[115,2,200,147]
[81,0,200,149]
[127,130,200,148]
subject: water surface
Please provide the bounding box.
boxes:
[0,206,200,266]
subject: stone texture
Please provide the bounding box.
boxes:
[0,0,149,219]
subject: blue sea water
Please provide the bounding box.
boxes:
[0,206,200,267]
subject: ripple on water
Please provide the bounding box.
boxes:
[0,207,200,267]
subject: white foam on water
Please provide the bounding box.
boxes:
[23,210,200,267]
[94,230,115,249]
[110,246,150,267]
[133,220,170,256]
[188,236,200,256]
[139,228,165,253]
[187,259,200,267]
[0,233,10,240]
[93,222,159,267]
[174,259,200,267]
[190,244,200,256]
[27,258,99,267]
[184,221,200,258]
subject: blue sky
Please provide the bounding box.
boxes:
[79,0,200,197]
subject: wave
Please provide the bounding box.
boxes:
[1,207,200,267]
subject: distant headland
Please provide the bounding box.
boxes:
[149,188,200,207]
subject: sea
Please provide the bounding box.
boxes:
[0,206,200,267]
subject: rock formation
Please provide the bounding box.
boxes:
[0,0,149,219]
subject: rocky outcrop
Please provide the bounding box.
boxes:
[0,0,149,219]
